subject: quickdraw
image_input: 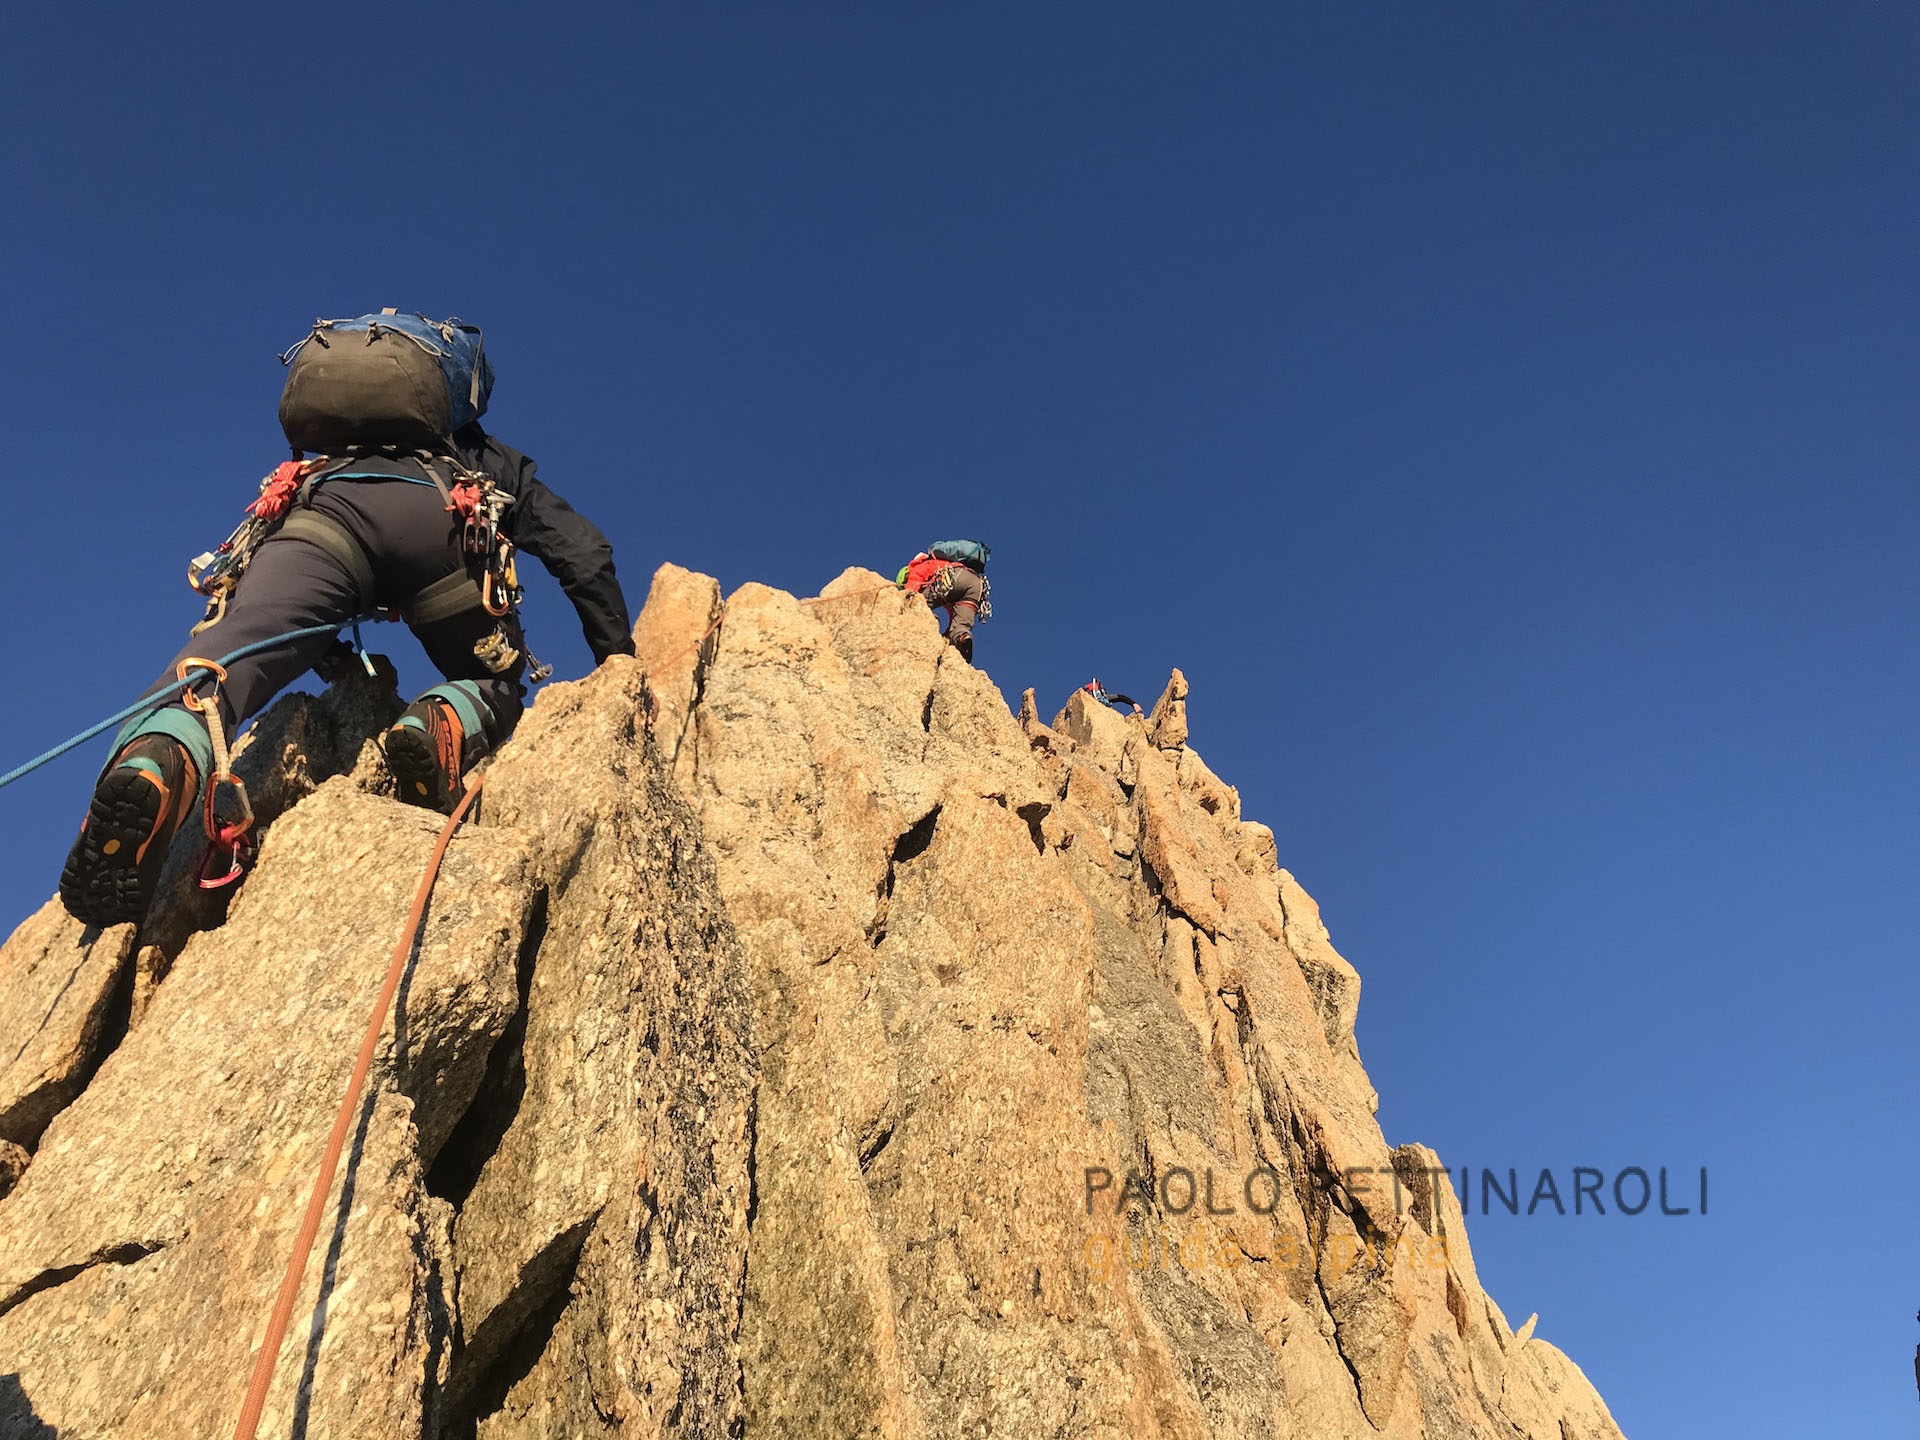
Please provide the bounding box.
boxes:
[442,469,522,618]
[177,657,255,890]
[435,464,551,678]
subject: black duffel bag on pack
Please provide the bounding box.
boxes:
[278,311,493,454]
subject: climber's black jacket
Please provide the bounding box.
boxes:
[324,423,636,665]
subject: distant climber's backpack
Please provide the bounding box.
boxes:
[928,538,989,572]
[278,312,494,454]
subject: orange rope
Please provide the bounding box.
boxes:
[801,581,908,609]
[234,577,906,1431]
[231,774,485,1440]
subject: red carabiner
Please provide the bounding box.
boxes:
[197,822,254,891]
[196,769,255,891]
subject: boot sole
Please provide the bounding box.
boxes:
[384,725,454,813]
[59,768,175,927]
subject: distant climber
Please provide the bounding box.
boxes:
[897,540,990,662]
[59,311,636,927]
[1081,679,1144,717]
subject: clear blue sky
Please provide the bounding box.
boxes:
[2,4,1913,1434]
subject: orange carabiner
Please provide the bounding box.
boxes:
[482,570,511,618]
[177,657,229,712]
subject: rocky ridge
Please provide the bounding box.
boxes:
[0,563,1625,1439]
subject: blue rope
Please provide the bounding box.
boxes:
[0,613,388,793]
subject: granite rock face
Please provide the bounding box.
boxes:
[0,565,1622,1439]
[636,565,1625,1440]
[0,660,403,1173]
[0,902,136,1160]
[0,658,752,1440]
[445,659,755,1440]
[135,658,407,994]
[0,783,534,1439]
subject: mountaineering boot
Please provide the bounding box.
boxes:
[950,634,974,664]
[382,698,467,813]
[59,735,200,927]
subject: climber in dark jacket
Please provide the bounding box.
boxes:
[59,420,635,928]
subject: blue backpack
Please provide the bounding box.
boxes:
[279,311,494,453]
[929,538,990,572]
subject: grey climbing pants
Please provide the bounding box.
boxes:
[121,477,525,783]
[935,565,984,644]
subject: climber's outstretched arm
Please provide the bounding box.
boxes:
[478,438,636,665]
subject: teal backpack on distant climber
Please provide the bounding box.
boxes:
[929,539,990,572]
[278,311,494,454]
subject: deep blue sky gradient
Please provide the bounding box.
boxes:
[1,4,1914,1434]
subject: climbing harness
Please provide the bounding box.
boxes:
[188,451,553,682]
[231,774,484,1440]
[176,657,255,890]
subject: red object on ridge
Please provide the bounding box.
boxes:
[902,553,954,593]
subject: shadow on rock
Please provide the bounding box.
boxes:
[0,1373,56,1438]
